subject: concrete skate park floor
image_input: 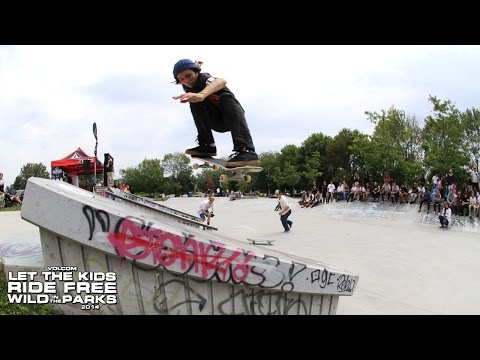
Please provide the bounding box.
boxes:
[166,197,480,315]
[2,197,480,315]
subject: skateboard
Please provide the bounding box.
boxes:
[191,156,263,183]
[247,238,275,245]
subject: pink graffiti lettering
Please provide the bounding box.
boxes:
[107,218,255,283]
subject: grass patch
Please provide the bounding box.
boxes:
[0,262,60,315]
[0,206,21,212]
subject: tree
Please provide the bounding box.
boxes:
[119,158,165,195]
[301,151,322,186]
[270,145,302,194]
[298,133,330,187]
[193,168,221,194]
[162,153,194,195]
[421,96,469,183]
[459,107,480,167]
[325,129,363,183]
[14,163,50,189]
[273,161,301,195]
[364,106,423,185]
[248,151,280,194]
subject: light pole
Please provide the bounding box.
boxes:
[93,123,98,188]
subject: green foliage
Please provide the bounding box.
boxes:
[119,158,165,196]
[162,153,194,195]
[0,206,21,212]
[269,145,302,194]
[193,168,222,193]
[301,151,323,185]
[248,151,280,193]
[11,96,476,196]
[364,106,424,185]
[273,161,301,195]
[13,163,50,189]
[298,133,330,186]
[459,107,480,166]
[421,96,469,180]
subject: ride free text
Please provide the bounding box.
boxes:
[7,268,117,309]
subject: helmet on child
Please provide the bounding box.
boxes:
[173,59,200,78]
[274,190,280,195]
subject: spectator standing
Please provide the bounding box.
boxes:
[446,169,455,196]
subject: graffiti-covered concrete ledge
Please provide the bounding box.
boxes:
[21,178,358,315]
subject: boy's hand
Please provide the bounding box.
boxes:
[173,93,205,103]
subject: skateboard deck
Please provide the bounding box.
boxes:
[191,156,262,183]
[247,238,275,245]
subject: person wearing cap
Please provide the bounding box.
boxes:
[198,197,215,225]
[274,190,293,232]
[172,59,260,168]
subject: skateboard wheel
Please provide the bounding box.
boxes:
[220,174,229,183]
[192,163,199,170]
[244,175,251,183]
[213,164,219,170]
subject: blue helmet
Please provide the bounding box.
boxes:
[173,59,200,78]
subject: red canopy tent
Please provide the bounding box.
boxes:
[51,147,103,176]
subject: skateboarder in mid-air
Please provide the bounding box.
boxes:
[172,59,260,168]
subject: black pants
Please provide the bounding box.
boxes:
[419,198,430,211]
[190,94,255,152]
[473,182,479,192]
[280,209,292,231]
[439,215,449,227]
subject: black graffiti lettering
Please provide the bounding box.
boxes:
[153,278,208,314]
[313,269,336,289]
[86,211,331,294]
[289,261,307,281]
[281,282,294,292]
[95,210,110,233]
[83,206,112,240]
[337,274,355,293]
[83,206,96,240]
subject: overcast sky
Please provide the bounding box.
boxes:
[1,45,479,187]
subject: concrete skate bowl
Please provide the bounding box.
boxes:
[20,178,358,315]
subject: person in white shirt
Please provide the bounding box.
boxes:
[275,190,292,232]
[439,202,452,229]
[326,181,336,203]
[469,166,479,192]
[197,197,215,225]
[468,191,478,219]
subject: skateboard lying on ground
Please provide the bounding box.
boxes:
[247,238,275,245]
[191,156,263,183]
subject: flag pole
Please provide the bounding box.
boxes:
[93,123,98,189]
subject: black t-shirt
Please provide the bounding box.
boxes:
[446,174,455,185]
[105,158,114,172]
[183,72,234,97]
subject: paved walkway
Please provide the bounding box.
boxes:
[166,197,480,315]
[0,211,43,267]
